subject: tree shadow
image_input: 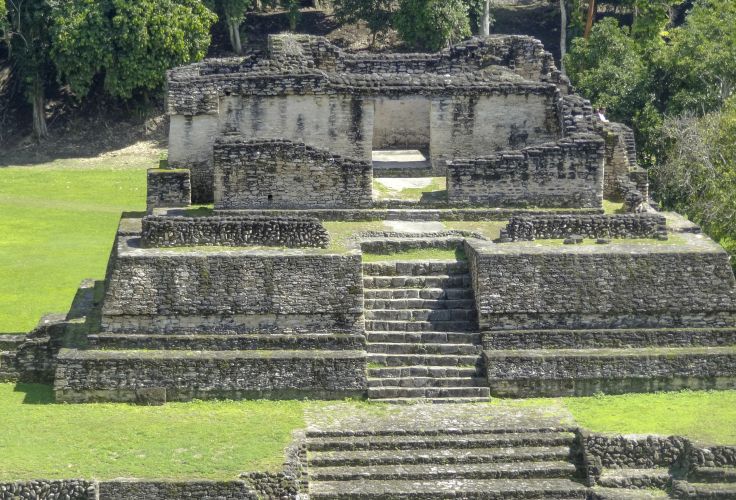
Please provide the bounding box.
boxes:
[14,383,56,405]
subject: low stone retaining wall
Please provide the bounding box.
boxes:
[580,430,736,485]
[140,215,330,248]
[54,348,367,403]
[500,214,667,241]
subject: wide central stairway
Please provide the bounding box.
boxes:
[361,259,490,403]
[304,402,588,499]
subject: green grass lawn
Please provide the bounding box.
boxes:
[0,384,309,480]
[564,390,736,445]
[0,154,151,333]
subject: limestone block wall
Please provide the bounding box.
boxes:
[501,214,667,241]
[146,169,191,212]
[140,215,330,248]
[465,235,736,330]
[430,92,561,173]
[447,135,604,208]
[168,114,218,203]
[101,234,363,334]
[54,349,367,402]
[373,96,431,149]
[213,138,372,209]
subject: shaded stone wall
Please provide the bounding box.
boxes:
[373,96,431,149]
[140,215,330,248]
[101,234,363,334]
[501,214,667,241]
[213,138,372,209]
[146,169,191,212]
[447,135,604,208]
[430,92,561,174]
[465,236,736,330]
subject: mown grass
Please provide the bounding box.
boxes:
[0,154,152,333]
[564,390,736,445]
[0,383,310,480]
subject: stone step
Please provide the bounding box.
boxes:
[364,288,474,300]
[306,431,576,452]
[367,331,481,344]
[365,320,478,332]
[368,365,482,378]
[0,334,25,351]
[590,486,669,499]
[364,298,476,310]
[485,346,736,397]
[374,397,493,404]
[598,468,671,489]
[306,427,575,439]
[309,461,577,481]
[368,376,487,388]
[362,261,469,277]
[307,445,574,467]
[367,342,481,355]
[484,327,736,350]
[364,308,477,322]
[308,478,588,499]
[368,386,490,400]
[673,479,736,498]
[363,275,471,289]
[689,466,736,483]
[368,353,482,367]
[88,333,366,351]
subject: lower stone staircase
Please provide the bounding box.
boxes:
[362,260,489,403]
[305,426,587,499]
[673,464,736,498]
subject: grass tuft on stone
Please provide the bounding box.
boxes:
[0,383,310,480]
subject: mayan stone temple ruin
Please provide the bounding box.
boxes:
[4,33,736,498]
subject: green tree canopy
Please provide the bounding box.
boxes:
[51,0,216,99]
[395,0,471,51]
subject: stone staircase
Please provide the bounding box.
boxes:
[305,426,587,498]
[673,464,736,498]
[362,260,489,403]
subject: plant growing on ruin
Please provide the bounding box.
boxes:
[394,0,471,51]
[51,0,216,100]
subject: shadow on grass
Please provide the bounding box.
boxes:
[14,383,55,404]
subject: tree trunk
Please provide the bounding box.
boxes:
[481,0,491,36]
[584,0,595,39]
[226,15,242,54]
[560,0,567,72]
[31,79,48,140]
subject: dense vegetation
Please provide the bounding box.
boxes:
[564,0,736,262]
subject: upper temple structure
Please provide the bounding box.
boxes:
[165,34,643,209]
[5,35,735,416]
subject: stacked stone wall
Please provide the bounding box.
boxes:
[54,349,367,402]
[447,135,604,208]
[213,138,372,210]
[140,215,330,248]
[101,235,363,334]
[501,214,667,241]
[146,169,191,212]
[465,237,736,330]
